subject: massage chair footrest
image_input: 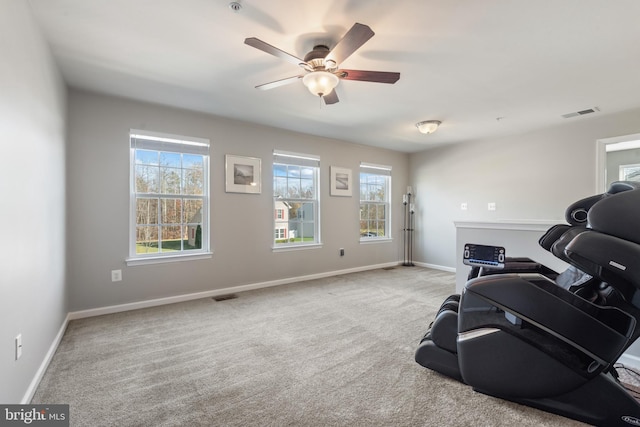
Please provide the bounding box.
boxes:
[415,294,463,382]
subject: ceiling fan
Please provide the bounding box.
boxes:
[244,23,400,105]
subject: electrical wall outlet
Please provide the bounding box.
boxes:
[460,202,468,210]
[488,202,496,211]
[111,269,122,282]
[15,334,22,360]
[339,248,345,256]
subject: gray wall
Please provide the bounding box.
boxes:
[66,89,409,311]
[0,1,67,403]
[411,108,640,270]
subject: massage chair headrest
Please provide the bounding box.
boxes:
[563,181,640,226]
[565,194,602,225]
[607,181,640,194]
[588,181,640,245]
[561,181,640,297]
[539,180,640,273]
[546,181,640,251]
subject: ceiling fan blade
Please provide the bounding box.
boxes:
[323,90,339,105]
[255,75,303,90]
[338,69,400,84]
[325,23,375,65]
[244,37,306,67]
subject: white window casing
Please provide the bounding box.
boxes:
[127,130,211,265]
[273,150,321,250]
[359,162,392,242]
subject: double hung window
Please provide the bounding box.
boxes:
[360,163,391,240]
[273,151,320,248]
[129,130,210,263]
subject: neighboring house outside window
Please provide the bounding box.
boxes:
[620,163,640,182]
[273,150,321,248]
[360,163,391,241]
[128,130,210,265]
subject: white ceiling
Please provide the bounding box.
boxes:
[27,0,640,153]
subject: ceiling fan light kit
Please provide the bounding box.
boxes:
[244,23,400,105]
[302,71,339,97]
[416,120,441,135]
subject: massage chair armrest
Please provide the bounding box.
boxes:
[467,258,558,282]
[565,231,640,300]
[462,274,635,364]
[539,224,571,251]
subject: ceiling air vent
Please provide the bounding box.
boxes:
[562,107,600,119]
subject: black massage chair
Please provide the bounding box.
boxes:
[415,181,640,426]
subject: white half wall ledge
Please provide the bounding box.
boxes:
[454,219,565,232]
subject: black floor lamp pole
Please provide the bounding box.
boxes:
[403,188,415,266]
[409,207,414,265]
[403,196,407,264]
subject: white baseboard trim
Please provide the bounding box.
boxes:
[24,261,429,402]
[618,352,640,371]
[413,261,456,273]
[33,263,640,409]
[22,313,70,404]
[68,261,399,320]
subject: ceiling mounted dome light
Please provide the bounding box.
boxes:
[416,120,441,134]
[302,71,340,97]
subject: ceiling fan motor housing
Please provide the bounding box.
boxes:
[304,45,335,70]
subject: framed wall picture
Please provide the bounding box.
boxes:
[225,155,261,194]
[330,166,352,197]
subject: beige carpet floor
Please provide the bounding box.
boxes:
[32,267,587,426]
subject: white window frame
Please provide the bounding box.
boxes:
[127,129,211,266]
[359,162,392,242]
[273,150,321,250]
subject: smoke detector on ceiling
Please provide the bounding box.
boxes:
[561,107,600,119]
[228,1,242,12]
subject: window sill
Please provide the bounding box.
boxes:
[126,252,213,266]
[272,243,323,252]
[359,238,393,244]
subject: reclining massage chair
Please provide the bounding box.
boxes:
[415,181,640,426]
